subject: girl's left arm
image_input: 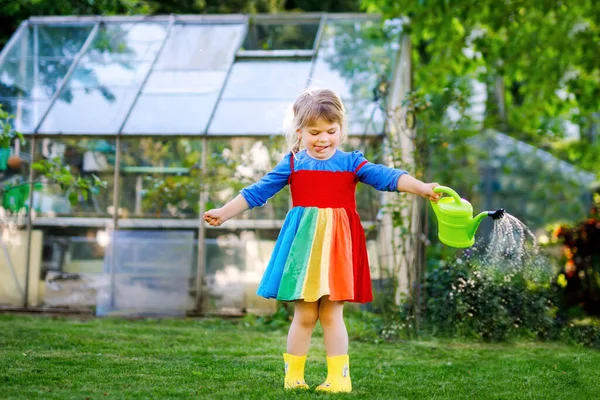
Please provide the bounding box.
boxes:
[396,174,441,202]
[352,151,440,201]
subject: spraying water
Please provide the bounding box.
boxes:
[428,186,556,280]
[468,212,554,281]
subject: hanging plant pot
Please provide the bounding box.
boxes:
[7,155,22,170]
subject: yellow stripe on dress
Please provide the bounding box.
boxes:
[301,208,331,301]
[318,208,333,298]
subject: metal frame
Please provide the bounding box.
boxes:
[31,217,376,230]
[22,137,36,308]
[25,13,383,25]
[306,13,328,88]
[0,20,29,66]
[175,14,247,24]
[27,15,172,24]
[249,13,323,23]
[17,132,379,140]
[195,137,208,313]
[237,49,314,58]
[32,25,39,126]
[326,13,381,21]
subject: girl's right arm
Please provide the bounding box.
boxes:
[203,153,292,227]
[204,194,249,227]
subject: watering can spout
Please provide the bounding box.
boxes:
[469,208,506,241]
[470,211,490,240]
[488,208,506,220]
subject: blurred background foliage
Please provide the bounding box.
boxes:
[362,0,600,344]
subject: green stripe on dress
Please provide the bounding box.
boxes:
[277,208,318,300]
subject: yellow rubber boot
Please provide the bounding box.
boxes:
[283,353,309,390]
[316,355,352,393]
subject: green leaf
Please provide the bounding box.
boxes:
[32,162,50,173]
[68,191,79,205]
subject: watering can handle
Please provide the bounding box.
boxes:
[433,186,462,204]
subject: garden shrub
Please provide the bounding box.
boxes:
[553,193,600,317]
[423,260,560,341]
[560,320,600,349]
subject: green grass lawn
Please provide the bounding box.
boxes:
[1,314,599,399]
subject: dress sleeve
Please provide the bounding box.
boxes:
[240,153,291,209]
[352,150,407,192]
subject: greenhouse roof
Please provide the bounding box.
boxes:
[0,14,401,137]
[471,130,596,187]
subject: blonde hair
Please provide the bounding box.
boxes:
[284,88,348,154]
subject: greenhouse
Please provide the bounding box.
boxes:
[0,13,406,315]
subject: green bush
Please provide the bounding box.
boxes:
[423,261,560,341]
[560,320,600,349]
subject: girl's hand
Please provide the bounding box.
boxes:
[204,208,227,227]
[420,182,441,202]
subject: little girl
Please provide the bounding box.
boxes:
[204,88,440,393]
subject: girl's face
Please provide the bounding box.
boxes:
[298,119,341,160]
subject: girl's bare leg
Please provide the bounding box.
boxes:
[286,300,319,355]
[318,296,348,356]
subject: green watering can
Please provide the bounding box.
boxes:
[430,186,505,248]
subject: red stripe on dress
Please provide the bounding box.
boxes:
[355,160,368,173]
[328,209,354,301]
[288,153,294,184]
[345,209,373,303]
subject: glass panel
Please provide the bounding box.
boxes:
[4,25,93,60]
[69,60,151,88]
[32,138,116,217]
[119,138,203,218]
[203,229,279,314]
[310,19,401,134]
[311,19,400,98]
[98,230,195,316]
[208,100,290,135]
[0,58,75,99]
[122,94,218,134]
[242,22,319,50]
[39,87,137,134]
[467,133,595,231]
[155,24,244,70]
[81,22,168,63]
[0,98,51,133]
[38,228,106,309]
[143,70,226,94]
[206,137,290,220]
[221,61,311,100]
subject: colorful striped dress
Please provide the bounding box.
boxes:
[241,149,406,303]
